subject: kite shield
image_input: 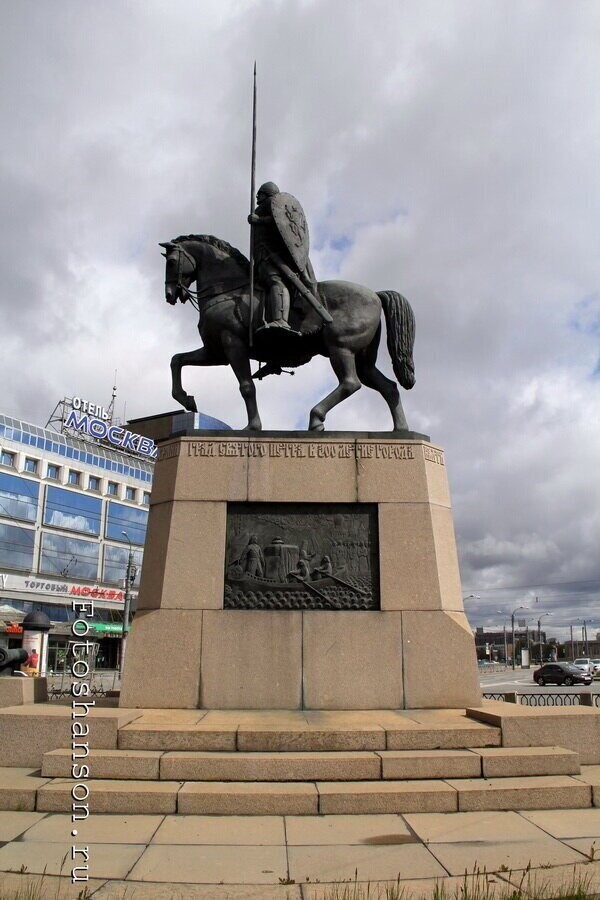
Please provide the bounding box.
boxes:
[271,192,310,271]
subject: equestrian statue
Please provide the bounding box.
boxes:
[161,180,416,432]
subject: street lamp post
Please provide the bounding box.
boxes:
[511,606,528,670]
[537,613,552,665]
[119,531,136,676]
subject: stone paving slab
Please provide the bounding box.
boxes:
[502,861,600,898]
[0,809,46,840]
[126,843,288,883]
[304,873,507,899]
[285,813,414,846]
[0,873,107,899]
[288,841,447,882]
[520,807,600,838]
[151,814,286,845]
[403,810,556,843]
[562,837,599,858]
[425,836,588,876]
[94,884,301,899]
[23,812,165,844]
[0,839,145,879]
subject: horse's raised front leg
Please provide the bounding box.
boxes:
[221,334,262,431]
[170,346,217,413]
[309,347,361,431]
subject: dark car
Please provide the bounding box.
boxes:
[533,662,592,686]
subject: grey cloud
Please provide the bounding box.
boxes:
[0,0,599,631]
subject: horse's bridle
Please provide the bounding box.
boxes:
[165,245,202,311]
[163,241,251,313]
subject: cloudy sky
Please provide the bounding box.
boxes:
[1,0,599,640]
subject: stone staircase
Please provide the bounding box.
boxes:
[1,707,598,816]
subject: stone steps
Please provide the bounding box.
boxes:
[40,745,580,782]
[115,719,502,752]
[3,772,595,816]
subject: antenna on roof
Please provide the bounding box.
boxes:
[107,372,118,425]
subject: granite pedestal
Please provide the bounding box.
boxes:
[119,431,481,710]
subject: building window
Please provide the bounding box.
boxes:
[125,487,136,502]
[88,476,100,492]
[103,544,143,586]
[107,482,118,496]
[47,464,60,480]
[105,501,148,545]
[40,532,99,580]
[0,472,39,521]
[44,486,102,536]
[1,451,15,468]
[68,470,80,486]
[142,492,150,505]
[0,523,35,571]
[23,458,38,474]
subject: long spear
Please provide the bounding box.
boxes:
[248,62,257,347]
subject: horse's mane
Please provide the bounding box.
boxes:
[173,234,249,273]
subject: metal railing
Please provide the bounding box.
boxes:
[46,670,120,700]
[483,691,600,708]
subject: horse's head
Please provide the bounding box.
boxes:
[159,240,197,305]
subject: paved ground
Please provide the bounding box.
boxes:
[1,805,600,898]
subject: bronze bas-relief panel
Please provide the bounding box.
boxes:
[224,503,379,610]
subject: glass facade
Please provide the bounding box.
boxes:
[40,532,100,580]
[47,464,60,480]
[0,450,15,467]
[0,472,39,522]
[0,523,35,571]
[44,486,102,536]
[0,414,153,483]
[105,502,148,545]
[103,544,143,585]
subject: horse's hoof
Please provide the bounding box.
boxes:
[243,423,262,432]
[309,420,325,432]
[185,396,198,414]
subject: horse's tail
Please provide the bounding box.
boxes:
[377,290,416,389]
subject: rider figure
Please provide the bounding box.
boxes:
[248,182,317,331]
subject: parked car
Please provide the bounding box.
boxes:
[533,662,592,686]
[573,658,594,675]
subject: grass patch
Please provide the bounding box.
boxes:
[305,866,596,900]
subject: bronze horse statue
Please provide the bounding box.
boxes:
[160,234,416,431]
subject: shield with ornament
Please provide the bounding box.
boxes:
[271,192,310,271]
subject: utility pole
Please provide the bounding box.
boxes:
[119,531,136,676]
[503,625,508,665]
[537,612,552,665]
[570,624,574,661]
[511,605,528,670]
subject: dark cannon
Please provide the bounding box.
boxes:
[0,647,28,675]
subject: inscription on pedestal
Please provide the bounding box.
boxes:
[224,503,379,611]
